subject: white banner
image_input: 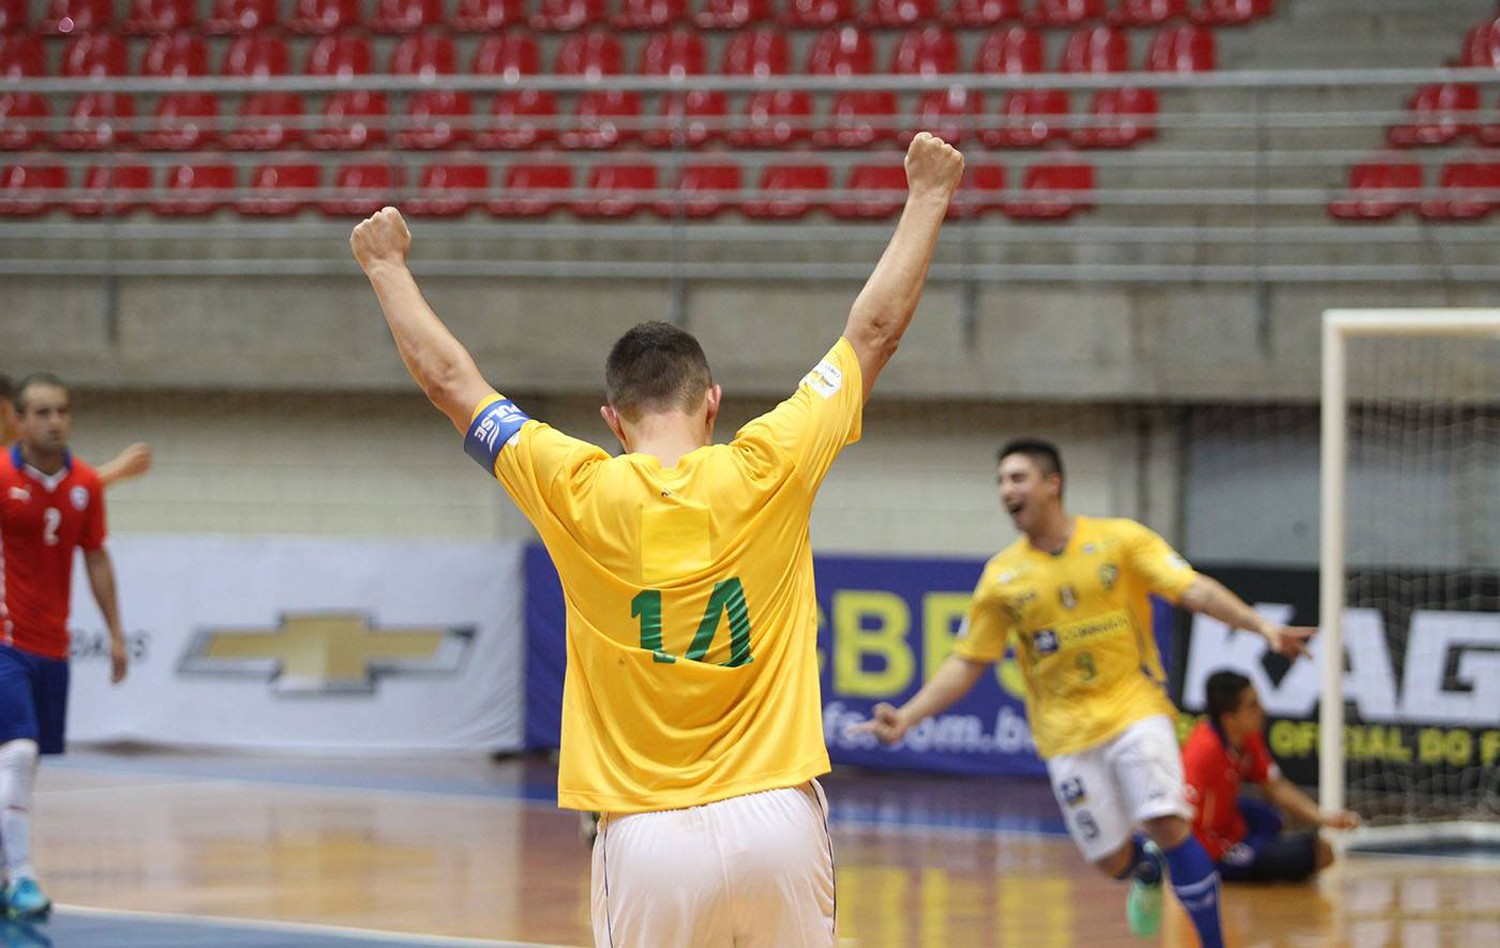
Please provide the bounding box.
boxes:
[65,535,525,752]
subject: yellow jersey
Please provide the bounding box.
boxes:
[952,516,1197,759]
[464,340,863,813]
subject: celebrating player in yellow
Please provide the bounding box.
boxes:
[850,440,1314,947]
[353,132,965,947]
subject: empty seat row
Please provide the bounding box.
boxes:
[1329,159,1500,222]
[0,156,1097,219]
[0,25,1216,79]
[0,0,1274,37]
[1387,83,1500,148]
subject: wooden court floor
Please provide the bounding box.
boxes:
[27,751,1500,947]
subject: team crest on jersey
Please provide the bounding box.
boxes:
[70,486,89,511]
[1098,564,1119,591]
[1059,777,1087,806]
[1035,629,1059,655]
[1058,584,1078,610]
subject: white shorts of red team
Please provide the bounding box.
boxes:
[590,780,836,948]
[1046,714,1193,863]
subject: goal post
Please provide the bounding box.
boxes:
[1320,309,1500,851]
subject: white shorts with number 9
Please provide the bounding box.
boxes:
[591,780,836,948]
[1046,714,1192,863]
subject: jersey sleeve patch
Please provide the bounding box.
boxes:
[801,358,843,399]
[464,399,530,473]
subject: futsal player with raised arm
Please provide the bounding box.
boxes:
[849,440,1316,947]
[1,374,153,489]
[352,132,965,947]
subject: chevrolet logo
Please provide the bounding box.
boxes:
[178,613,473,696]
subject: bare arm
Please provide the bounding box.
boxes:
[97,442,152,488]
[83,548,127,684]
[846,654,990,744]
[843,133,964,402]
[1179,574,1315,659]
[352,208,495,433]
[1263,776,1361,830]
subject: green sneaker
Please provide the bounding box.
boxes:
[5,878,51,922]
[1126,842,1165,938]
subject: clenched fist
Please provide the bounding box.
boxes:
[904,132,964,200]
[351,206,411,273]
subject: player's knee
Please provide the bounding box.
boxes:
[1314,835,1335,871]
[0,739,38,771]
[1141,814,1192,850]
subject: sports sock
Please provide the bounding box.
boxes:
[1163,834,1223,948]
[0,740,40,883]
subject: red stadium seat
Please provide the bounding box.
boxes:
[0,164,65,216]
[38,0,112,34]
[0,0,27,34]
[305,35,374,78]
[398,92,472,150]
[241,163,320,216]
[222,92,304,150]
[614,0,687,29]
[123,0,196,34]
[864,0,937,28]
[807,27,874,76]
[743,164,830,220]
[1006,158,1095,220]
[639,29,718,149]
[656,162,741,219]
[1453,19,1500,68]
[695,0,772,29]
[729,90,813,149]
[1146,24,1215,72]
[157,162,235,216]
[981,88,1069,148]
[1327,160,1421,222]
[942,0,1022,27]
[320,163,404,216]
[451,0,524,31]
[71,164,152,217]
[490,162,572,217]
[55,92,136,151]
[61,34,128,79]
[1060,26,1130,74]
[558,90,641,149]
[205,0,277,33]
[0,94,47,151]
[1026,0,1105,28]
[574,163,657,219]
[781,0,855,29]
[142,34,210,79]
[891,26,960,75]
[222,35,290,78]
[473,33,540,77]
[949,163,1005,219]
[911,86,982,146]
[308,92,388,150]
[554,31,625,77]
[828,164,907,220]
[1388,83,1479,148]
[1190,0,1271,27]
[474,89,556,149]
[721,29,789,77]
[974,27,1044,75]
[390,33,458,76]
[1107,0,1186,26]
[288,0,360,32]
[372,0,443,32]
[531,0,607,30]
[407,163,488,217]
[0,36,45,78]
[1418,162,1500,222]
[140,94,218,151]
[814,90,899,148]
[639,27,706,76]
[1072,87,1156,147]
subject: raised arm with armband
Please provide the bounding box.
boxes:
[351,207,496,433]
[842,132,964,401]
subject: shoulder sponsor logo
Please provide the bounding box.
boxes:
[7,487,29,503]
[70,485,89,511]
[177,612,473,697]
[803,360,843,399]
[1167,553,1191,572]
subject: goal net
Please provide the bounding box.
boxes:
[1321,310,1500,852]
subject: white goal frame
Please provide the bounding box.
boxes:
[1320,308,1500,851]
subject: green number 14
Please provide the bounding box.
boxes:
[631,578,754,667]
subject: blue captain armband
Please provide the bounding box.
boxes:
[464,399,531,473]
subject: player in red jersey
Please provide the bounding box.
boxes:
[1183,671,1358,883]
[0,374,129,921]
[0,373,152,489]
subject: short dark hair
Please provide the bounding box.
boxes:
[13,372,68,414]
[998,439,1064,481]
[604,321,713,421]
[1205,670,1253,724]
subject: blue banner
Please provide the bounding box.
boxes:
[525,545,1175,777]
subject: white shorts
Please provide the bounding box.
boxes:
[1046,714,1192,863]
[591,780,836,948]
